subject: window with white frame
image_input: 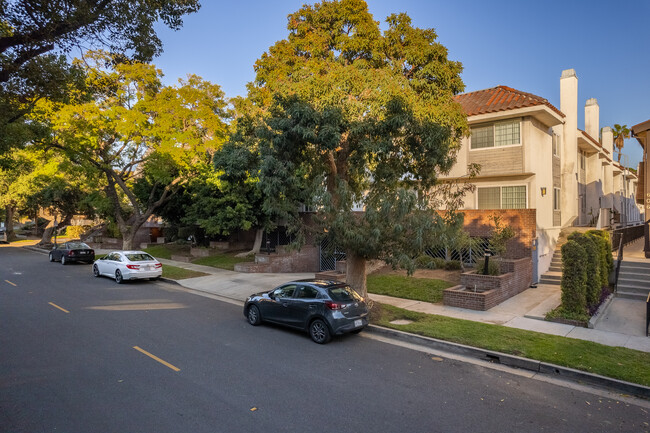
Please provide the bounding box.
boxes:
[553,188,561,211]
[470,119,521,149]
[477,185,527,209]
[552,133,560,157]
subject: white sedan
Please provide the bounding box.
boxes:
[93,251,163,283]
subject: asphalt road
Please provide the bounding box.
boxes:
[1,246,649,433]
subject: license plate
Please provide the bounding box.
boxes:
[354,319,362,328]
[80,251,86,254]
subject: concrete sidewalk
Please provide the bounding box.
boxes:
[24,242,650,353]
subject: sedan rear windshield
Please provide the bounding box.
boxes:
[328,285,363,302]
[125,253,156,262]
[68,242,90,249]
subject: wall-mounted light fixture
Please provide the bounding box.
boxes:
[540,187,547,196]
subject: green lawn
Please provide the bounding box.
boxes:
[371,303,650,387]
[143,244,249,271]
[367,274,454,303]
[143,244,189,260]
[192,254,249,271]
[162,264,208,280]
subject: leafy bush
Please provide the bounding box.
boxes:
[64,225,87,239]
[560,240,587,315]
[415,254,435,269]
[568,233,602,307]
[475,258,500,276]
[444,260,462,271]
[586,230,613,286]
[432,257,446,269]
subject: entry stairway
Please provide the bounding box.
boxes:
[616,260,650,300]
[538,227,596,287]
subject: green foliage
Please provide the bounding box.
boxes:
[443,260,462,271]
[567,233,602,306]
[487,214,516,257]
[475,258,500,276]
[432,257,447,269]
[64,225,87,239]
[243,0,471,293]
[586,230,613,285]
[415,255,435,269]
[560,240,588,315]
[39,52,230,248]
[0,1,199,157]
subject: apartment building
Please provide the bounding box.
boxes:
[446,69,641,280]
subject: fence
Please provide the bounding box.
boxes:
[424,237,490,266]
[610,223,646,251]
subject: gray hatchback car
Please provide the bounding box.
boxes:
[243,279,368,344]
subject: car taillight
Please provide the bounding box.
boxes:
[68,251,74,256]
[126,264,140,270]
[155,263,162,268]
[325,301,346,310]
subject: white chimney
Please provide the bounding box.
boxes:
[602,126,613,156]
[585,98,599,141]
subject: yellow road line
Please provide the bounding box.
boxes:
[133,346,181,372]
[5,280,16,286]
[48,302,70,314]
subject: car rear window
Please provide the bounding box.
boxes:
[68,242,90,249]
[125,253,156,262]
[328,285,362,302]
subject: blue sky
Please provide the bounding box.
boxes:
[153,0,650,168]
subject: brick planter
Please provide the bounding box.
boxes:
[443,258,532,311]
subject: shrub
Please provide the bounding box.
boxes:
[475,258,500,276]
[415,254,435,269]
[444,260,462,271]
[432,257,446,269]
[561,240,587,315]
[64,225,87,239]
[586,230,612,286]
[568,233,601,307]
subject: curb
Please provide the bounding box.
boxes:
[588,293,615,329]
[366,325,650,399]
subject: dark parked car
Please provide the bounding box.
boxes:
[49,241,95,265]
[243,279,368,344]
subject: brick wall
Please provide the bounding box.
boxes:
[460,209,536,260]
[443,257,533,310]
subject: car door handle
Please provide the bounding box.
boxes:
[281,302,289,307]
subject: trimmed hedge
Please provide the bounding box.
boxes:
[561,240,588,315]
[568,233,601,307]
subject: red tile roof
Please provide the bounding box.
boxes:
[455,86,564,118]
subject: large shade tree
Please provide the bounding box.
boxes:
[39,52,230,249]
[0,0,200,155]
[248,0,472,295]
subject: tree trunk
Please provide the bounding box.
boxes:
[121,227,137,250]
[236,228,264,258]
[346,251,367,297]
[4,205,17,241]
[39,226,54,246]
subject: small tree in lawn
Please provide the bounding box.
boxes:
[247,0,471,296]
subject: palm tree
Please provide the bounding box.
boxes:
[612,124,631,163]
